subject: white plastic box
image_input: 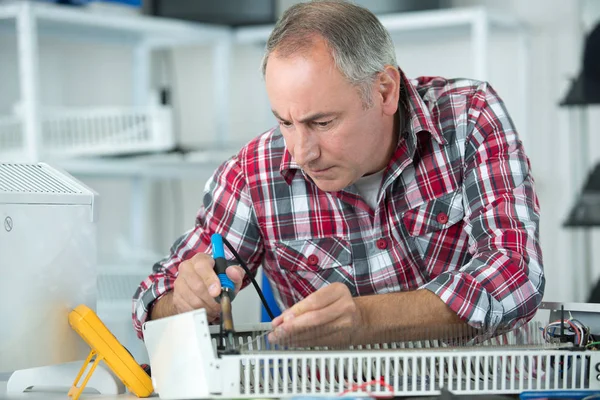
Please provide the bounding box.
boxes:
[0,162,98,373]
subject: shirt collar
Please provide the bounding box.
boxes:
[401,70,446,148]
[279,69,446,184]
[280,136,299,184]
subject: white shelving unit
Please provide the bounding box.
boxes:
[57,148,242,178]
[0,0,232,162]
[0,2,530,168]
[0,0,234,365]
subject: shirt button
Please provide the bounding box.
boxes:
[437,212,449,224]
[307,254,319,266]
[376,238,388,250]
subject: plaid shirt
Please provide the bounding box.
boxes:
[133,72,544,339]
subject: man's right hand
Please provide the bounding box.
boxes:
[149,253,246,322]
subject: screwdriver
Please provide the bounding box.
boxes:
[211,233,235,353]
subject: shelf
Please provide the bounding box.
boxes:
[57,149,242,179]
[0,106,175,161]
[234,6,526,44]
[0,1,230,46]
[98,273,147,302]
[96,262,153,304]
[98,262,153,276]
[377,7,523,31]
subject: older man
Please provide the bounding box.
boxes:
[133,1,544,346]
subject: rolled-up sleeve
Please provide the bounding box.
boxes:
[132,155,264,339]
[421,83,545,334]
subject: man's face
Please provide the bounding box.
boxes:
[265,39,397,192]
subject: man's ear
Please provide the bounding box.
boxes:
[377,66,400,116]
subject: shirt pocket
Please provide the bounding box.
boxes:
[274,237,352,271]
[402,190,465,237]
[274,237,356,298]
[401,191,469,279]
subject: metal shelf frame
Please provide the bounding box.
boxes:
[0,0,232,162]
[0,2,531,169]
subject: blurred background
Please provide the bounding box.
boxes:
[1,0,599,363]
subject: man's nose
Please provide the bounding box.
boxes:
[294,129,319,167]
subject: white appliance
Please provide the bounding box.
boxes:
[143,308,600,399]
[0,162,121,395]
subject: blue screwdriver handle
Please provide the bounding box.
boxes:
[211,234,234,291]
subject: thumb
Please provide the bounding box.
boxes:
[226,265,245,293]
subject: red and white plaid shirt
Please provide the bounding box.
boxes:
[133,72,544,339]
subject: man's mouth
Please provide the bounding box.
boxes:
[309,167,332,174]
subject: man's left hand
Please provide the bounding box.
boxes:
[268,282,366,347]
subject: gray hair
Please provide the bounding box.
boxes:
[261,1,397,107]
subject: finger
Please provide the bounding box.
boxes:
[172,279,199,313]
[283,283,347,319]
[274,287,354,343]
[285,299,344,329]
[274,295,346,338]
[190,253,220,297]
[269,314,352,348]
[225,265,246,292]
[172,289,222,321]
[171,289,194,313]
[271,315,284,328]
[178,274,221,318]
[178,280,221,320]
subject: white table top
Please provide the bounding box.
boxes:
[0,381,144,400]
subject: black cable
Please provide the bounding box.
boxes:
[561,305,565,343]
[220,236,275,320]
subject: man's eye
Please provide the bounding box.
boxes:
[316,120,332,127]
[279,121,292,128]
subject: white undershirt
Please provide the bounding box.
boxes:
[353,169,385,210]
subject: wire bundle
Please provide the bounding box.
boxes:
[542,318,590,347]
